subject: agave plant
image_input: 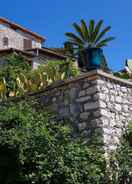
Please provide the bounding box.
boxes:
[65,19,115,52]
[0,78,7,100]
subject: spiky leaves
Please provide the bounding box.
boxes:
[65,19,115,50]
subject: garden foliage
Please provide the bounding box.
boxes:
[109,123,132,184]
[0,54,79,99]
[0,101,106,184]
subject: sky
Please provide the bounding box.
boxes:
[1,0,132,71]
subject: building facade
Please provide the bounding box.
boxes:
[0,17,66,68]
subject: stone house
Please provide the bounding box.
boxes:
[0,17,66,68]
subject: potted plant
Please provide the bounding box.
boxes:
[65,19,115,71]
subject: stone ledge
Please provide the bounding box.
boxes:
[3,69,132,103]
[20,70,132,97]
[96,70,132,86]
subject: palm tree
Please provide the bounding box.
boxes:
[65,19,114,51]
[65,19,114,70]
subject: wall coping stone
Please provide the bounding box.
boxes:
[2,69,132,104]
[28,69,132,96]
[96,70,132,86]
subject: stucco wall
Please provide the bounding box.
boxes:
[0,24,41,50]
[32,54,65,69]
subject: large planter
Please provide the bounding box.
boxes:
[78,48,105,71]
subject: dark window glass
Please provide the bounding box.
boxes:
[3,37,8,46]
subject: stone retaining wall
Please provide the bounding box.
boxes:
[23,70,132,152]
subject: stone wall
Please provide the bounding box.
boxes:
[19,70,132,153]
[95,72,132,153]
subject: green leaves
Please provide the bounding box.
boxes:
[65,32,84,47]
[95,26,114,45]
[0,101,106,184]
[91,20,103,42]
[0,57,80,100]
[89,19,95,35]
[96,37,115,48]
[81,19,89,41]
[65,19,115,49]
[108,122,132,184]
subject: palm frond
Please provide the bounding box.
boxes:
[67,40,84,48]
[95,37,115,48]
[65,19,114,50]
[89,19,95,39]
[73,23,85,40]
[81,19,89,41]
[95,26,111,44]
[91,20,103,42]
[65,32,84,45]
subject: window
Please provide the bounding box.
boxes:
[23,39,32,50]
[3,37,8,46]
[0,24,6,30]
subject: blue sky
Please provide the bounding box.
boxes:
[1,0,132,70]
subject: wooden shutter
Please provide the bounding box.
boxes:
[24,39,32,50]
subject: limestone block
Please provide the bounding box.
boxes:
[69,88,78,99]
[93,110,101,118]
[84,102,99,110]
[123,105,129,112]
[86,87,97,95]
[115,96,122,103]
[121,86,128,93]
[99,93,106,100]
[93,93,99,100]
[99,101,107,108]
[101,86,109,93]
[100,109,109,117]
[76,96,91,103]
[110,95,114,102]
[96,79,105,85]
[70,104,80,116]
[107,82,113,89]
[115,104,122,111]
[102,118,109,127]
[83,82,90,89]
[80,112,90,120]
[78,90,85,97]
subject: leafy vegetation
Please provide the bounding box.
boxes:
[0,53,31,98]
[109,122,132,184]
[0,101,106,184]
[113,72,129,80]
[65,19,114,71]
[65,19,114,53]
[0,55,79,100]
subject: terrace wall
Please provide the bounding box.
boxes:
[19,70,132,153]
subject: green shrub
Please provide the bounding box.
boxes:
[113,72,129,80]
[0,101,106,184]
[109,122,132,184]
[0,53,31,97]
[0,57,80,100]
